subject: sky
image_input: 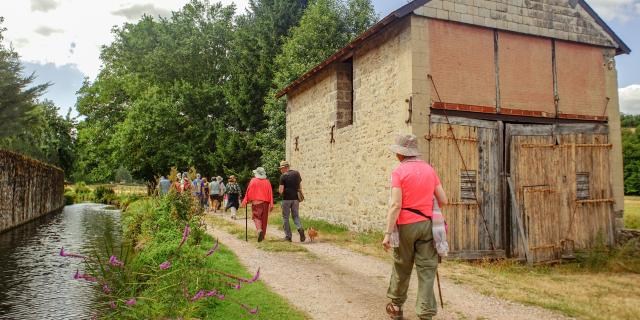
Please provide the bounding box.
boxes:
[0,0,638,115]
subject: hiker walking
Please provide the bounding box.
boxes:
[278,160,305,242]
[201,177,210,209]
[382,134,448,320]
[192,174,203,202]
[225,175,242,219]
[209,176,225,213]
[174,173,183,193]
[241,167,273,242]
[158,175,171,196]
[182,172,191,193]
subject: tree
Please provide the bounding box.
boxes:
[0,17,50,137]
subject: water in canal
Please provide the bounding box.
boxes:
[0,203,122,319]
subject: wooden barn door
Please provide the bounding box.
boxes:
[429,115,503,259]
[507,124,614,263]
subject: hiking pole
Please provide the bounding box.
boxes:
[245,205,248,242]
[436,256,444,309]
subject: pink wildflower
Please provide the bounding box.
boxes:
[109,301,117,309]
[159,261,171,270]
[109,255,124,267]
[247,268,260,283]
[206,290,218,297]
[73,270,97,282]
[125,298,136,306]
[103,284,111,294]
[178,224,190,248]
[191,290,206,302]
[59,247,86,259]
[241,304,259,315]
[205,239,219,257]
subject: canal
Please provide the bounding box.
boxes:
[0,203,122,319]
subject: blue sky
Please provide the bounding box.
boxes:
[1,0,638,115]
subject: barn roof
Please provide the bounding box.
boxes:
[276,0,630,98]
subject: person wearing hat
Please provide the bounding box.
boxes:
[209,176,226,213]
[382,134,448,320]
[278,160,305,242]
[225,175,242,219]
[241,167,274,242]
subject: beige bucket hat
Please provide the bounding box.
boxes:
[389,134,421,157]
[279,160,290,168]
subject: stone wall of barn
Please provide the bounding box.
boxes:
[285,18,413,230]
[0,150,65,233]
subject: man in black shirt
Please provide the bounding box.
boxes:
[279,160,305,242]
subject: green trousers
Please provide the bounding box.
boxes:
[387,220,438,320]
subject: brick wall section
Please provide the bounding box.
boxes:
[335,62,354,128]
[286,19,412,230]
[0,150,65,233]
[556,40,606,116]
[416,0,617,50]
[428,19,496,107]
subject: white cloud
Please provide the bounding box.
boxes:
[31,0,59,12]
[34,25,64,36]
[588,0,640,22]
[0,0,249,79]
[111,3,171,20]
[620,84,640,114]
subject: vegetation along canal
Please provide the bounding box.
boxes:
[0,204,122,319]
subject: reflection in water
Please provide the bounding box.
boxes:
[0,204,121,319]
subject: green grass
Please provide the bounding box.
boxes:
[625,196,640,229]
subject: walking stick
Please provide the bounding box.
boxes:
[436,256,444,309]
[245,204,248,242]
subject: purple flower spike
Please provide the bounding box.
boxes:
[109,256,124,267]
[250,307,259,314]
[125,298,136,306]
[109,301,117,309]
[241,304,259,315]
[227,282,241,290]
[216,294,225,300]
[206,239,219,257]
[178,224,190,248]
[59,247,86,259]
[73,270,97,282]
[248,268,260,283]
[159,261,171,270]
[206,290,218,297]
[73,270,80,280]
[103,284,111,294]
[191,290,206,302]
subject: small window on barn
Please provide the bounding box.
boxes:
[336,58,353,128]
[460,170,477,202]
[576,173,590,200]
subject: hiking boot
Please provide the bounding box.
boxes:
[386,303,403,320]
[298,228,306,242]
[284,237,292,242]
[258,231,264,242]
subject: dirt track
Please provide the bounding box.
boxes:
[206,215,572,320]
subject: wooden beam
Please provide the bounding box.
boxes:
[447,250,506,260]
[508,176,533,265]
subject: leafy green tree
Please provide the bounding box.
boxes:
[0,17,49,137]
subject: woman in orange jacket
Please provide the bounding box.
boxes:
[241,167,274,242]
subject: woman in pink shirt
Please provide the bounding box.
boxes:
[241,167,274,242]
[382,134,448,320]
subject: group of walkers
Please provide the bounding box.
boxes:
[158,172,243,219]
[156,160,306,244]
[156,133,448,320]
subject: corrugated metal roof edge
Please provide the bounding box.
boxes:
[276,0,630,98]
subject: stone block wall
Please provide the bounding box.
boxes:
[416,0,618,50]
[0,150,65,233]
[286,19,412,231]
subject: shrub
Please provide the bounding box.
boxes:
[94,185,116,204]
[64,190,77,205]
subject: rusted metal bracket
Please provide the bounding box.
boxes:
[330,125,336,144]
[294,136,299,151]
[405,96,413,124]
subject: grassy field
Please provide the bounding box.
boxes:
[255,205,640,320]
[624,196,640,229]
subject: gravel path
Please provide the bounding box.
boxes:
[206,214,572,320]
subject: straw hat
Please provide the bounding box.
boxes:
[389,134,421,157]
[279,160,290,168]
[253,167,267,179]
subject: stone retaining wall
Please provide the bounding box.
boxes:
[0,150,65,233]
[617,229,640,249]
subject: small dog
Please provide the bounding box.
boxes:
[307,227,318,242]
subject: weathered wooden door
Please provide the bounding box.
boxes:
[507,123,614,263]
[429,115,503,259]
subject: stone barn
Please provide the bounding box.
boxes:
[276,0,630,262]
